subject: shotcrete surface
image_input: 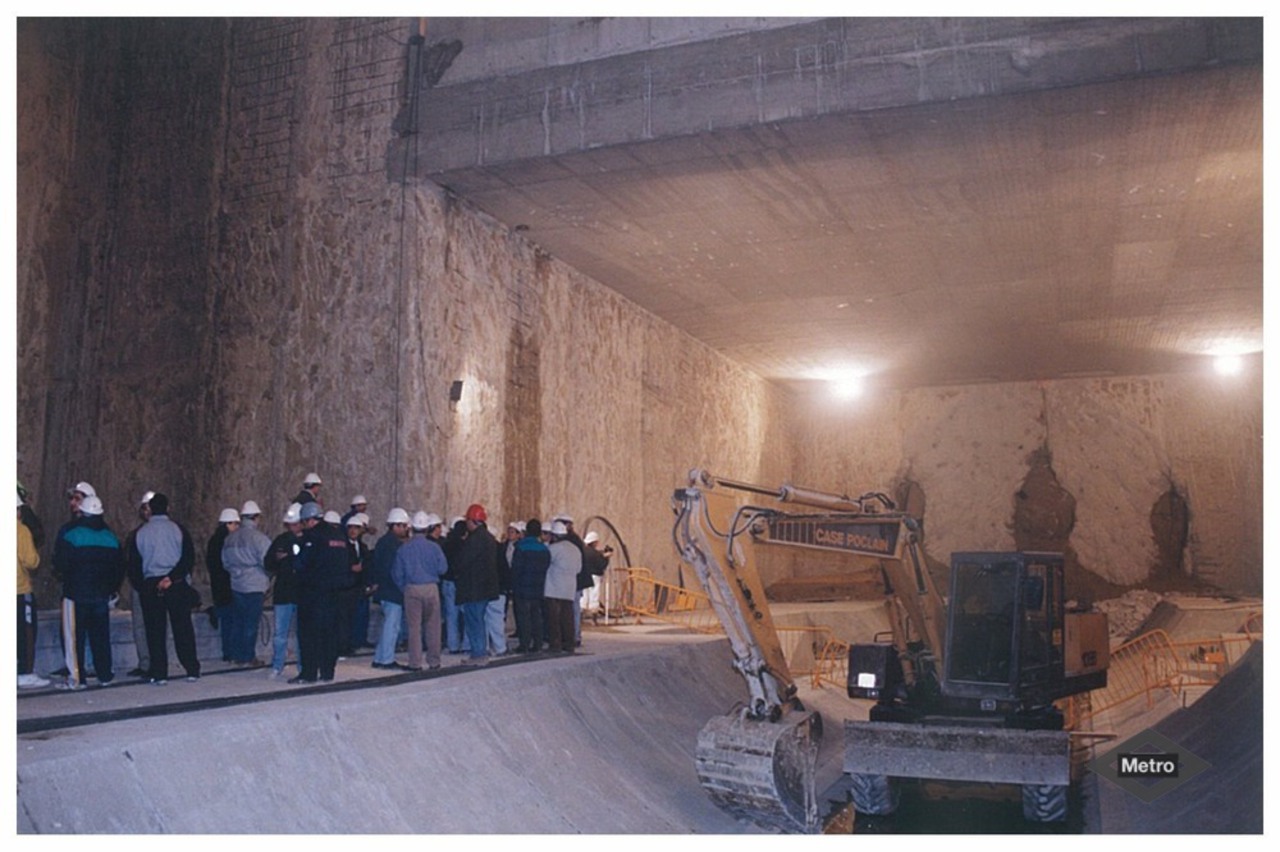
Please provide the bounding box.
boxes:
[16,631,836,834]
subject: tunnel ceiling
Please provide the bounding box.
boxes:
[412,22,1262,393]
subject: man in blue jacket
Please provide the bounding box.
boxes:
[53,494,124,688]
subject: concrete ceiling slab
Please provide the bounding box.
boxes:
[417,36,1261,391]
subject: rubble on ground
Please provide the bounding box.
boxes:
[1091,589,1164,642]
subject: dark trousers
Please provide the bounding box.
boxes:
[18,594,38,674]
[74,598,115,683]
[337,586,362,655]
[140,584,200,679]
[545,597,575,653]
[297,591,341,680]
[513,596,544,652]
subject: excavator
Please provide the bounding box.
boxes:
[672,469,1109,833]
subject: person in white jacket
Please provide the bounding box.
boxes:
[544,521,581,654]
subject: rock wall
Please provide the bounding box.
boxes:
[16,18,1262,604]
[16,18,792,599]
[780,373,1261,595]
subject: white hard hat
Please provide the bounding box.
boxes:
[347,512,368,527]
[551,520,569,536]
[139,490,156,506]
[69,481,96,498]
[552,511,574,524]
[80,495,104,516]
[219,508,241,524]
[423,512,443,529]
[351,494,368,506]
[449,516,465,528]
[304,472,323,486]
[240,500,262,516]
[411,510,433,531]
[584,531,600,545]
[283,503,302,524]
[386,507,411,525]
[323,510,342,525]
[515,521,527,533]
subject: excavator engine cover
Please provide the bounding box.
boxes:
[694,709,822,833]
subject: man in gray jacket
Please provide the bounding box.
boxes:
[132,493,200,684]
[222,500,272,666]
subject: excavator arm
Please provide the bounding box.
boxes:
[672,469,939,832]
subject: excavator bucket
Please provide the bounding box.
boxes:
[694,710,822,833]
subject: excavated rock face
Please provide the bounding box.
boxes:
[1150,485,1190,585]
[1011,447,1075,552]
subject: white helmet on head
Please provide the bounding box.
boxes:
[423,512,443,529]
[552,511,573,525]
[347,513,368,528]
[584,531,600,545]
[386,507,411,525]
[139,490,156,506]
[351,494,368,506]
[323,510,342,525]
[219,508,241,524]
[304,472,323,486]
[69,481,96,498]
[80,495,105,516]
[550,521,569,537]
[283,503,303,524]
[240,500,262,517]
[411,511,432,531]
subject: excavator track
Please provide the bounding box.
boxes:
[694,709,822,833]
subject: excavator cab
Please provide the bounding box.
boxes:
[942,552,1066,713]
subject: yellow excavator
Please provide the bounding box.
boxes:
[672,470,1109,833]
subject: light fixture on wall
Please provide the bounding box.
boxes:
[449,380,464,410]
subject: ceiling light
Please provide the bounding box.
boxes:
[1213,354,1244,376]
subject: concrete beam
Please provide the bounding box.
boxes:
[390,17,1261,180]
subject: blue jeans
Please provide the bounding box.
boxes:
[231,591,264,663]
[461,601,488,658]
[442,580,463,652]
[486,595,507,654]
[271,603,298,673]
[373,601,403,665]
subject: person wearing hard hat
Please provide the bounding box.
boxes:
[369,508,411,670]
[581,530,612,619]
[340,512,372,657]
[206,507,240,663]
[292,502,348,683]
[392,511,449,670]
[544,521,582,655]
[122,491,156,677]
[264,503,305,679]
[133,493,202,684]
[454,504,500,664]
[294,472,323,507]
[222,500,272,667]
[17,495,50,689]
[53,494,125,688]
[340,494,371,530]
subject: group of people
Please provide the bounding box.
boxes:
[16,472,613,691]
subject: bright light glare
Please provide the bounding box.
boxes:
[1213,354,1244,376]
[828,371,864,400]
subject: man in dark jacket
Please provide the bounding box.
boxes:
[265,503,304,679]
[440,518,468,653]
[369,508,411,669]
[509,519,550,653]
[453,503,499,664]
[292,502,353,683]
[53,495,124,688]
